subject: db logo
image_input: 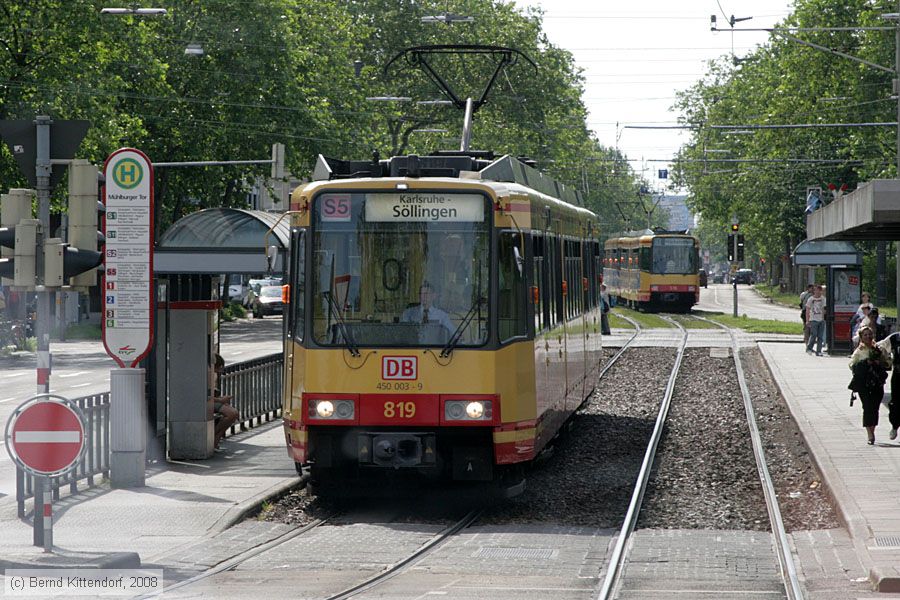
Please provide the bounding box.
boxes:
[382,356,417,380]
[320,195,351,221]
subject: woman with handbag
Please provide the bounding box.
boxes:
[849,326,891,445]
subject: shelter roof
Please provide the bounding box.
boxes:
[155,208,289,274]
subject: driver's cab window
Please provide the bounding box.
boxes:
[311,192,490,348]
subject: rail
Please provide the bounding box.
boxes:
[597,317,688,599]
[15,353,283,516]
[695,315,805,600]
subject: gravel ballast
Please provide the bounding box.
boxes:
[262,341,837,534]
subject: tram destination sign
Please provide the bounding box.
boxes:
[102,148,154,368]
[365,193,484,222]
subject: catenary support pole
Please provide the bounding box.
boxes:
[895,4,900,310]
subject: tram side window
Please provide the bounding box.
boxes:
[499,232,528,342]
[549,235,563,327]
[291,229,305,343]
[543,234,558,329]
[565,239,581,320]
[532,234,545,332]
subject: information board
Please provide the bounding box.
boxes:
[102,148,154,368]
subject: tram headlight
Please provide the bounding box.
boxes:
[444,399,492,422]
[466,401,484,419]
[315,400,334,418]
[308,399,355,420]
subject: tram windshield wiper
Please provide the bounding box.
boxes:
[440,296,486,358]
[323,291,360,356]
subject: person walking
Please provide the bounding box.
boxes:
[600,284,611,335]
[850,326,891,444]
[800,284,814,345]
[805,284,827,356]
[877,332,900,441]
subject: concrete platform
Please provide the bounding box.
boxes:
[760,343,900,593]
[0,421,299,571]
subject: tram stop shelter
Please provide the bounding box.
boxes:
[150,208,289,460]
[792,239,862,354]
[806,178,900,348]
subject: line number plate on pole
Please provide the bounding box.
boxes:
[102,148,154,368]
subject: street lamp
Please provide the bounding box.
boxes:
[412,128,448,134]
[100,7,167,15]
[184,43,204,56]
[365,96,412,102]
[421,14,474,24]
[416,100,454,106]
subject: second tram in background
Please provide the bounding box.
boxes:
[603,230,700,313]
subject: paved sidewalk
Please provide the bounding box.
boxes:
[0,421,298,570]
[760,343,900,592]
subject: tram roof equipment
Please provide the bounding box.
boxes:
[312,153,583,207]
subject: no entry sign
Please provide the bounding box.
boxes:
[5,397,85,476]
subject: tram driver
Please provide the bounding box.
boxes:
[401,281,454,335]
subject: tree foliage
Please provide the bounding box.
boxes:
[674,0,898,286]
[0,0,648,236]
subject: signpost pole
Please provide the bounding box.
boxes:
[42,476,52,552]
[732,235,739,318]
[32,476,44,546]
[35,116,52,395]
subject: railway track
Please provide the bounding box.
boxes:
[596,314,803,600]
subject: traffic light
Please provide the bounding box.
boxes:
[0,189,38,288]
[727,233,736,262]
[61,159,104,288]
[731,223,740,232]
[736,234,745,262]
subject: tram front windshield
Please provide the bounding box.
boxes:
[311,191,490,347]
[651,237,697,274]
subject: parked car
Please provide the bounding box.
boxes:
[250,285,284,318]
[698,268,708,288]
[732,269,755,285]
[244,277,282,308]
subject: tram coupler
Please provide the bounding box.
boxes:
[358,432,436,468]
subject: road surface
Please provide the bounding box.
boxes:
[696,283,800,323]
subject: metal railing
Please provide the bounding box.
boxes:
[220,353,283,434]
[15,353,283,515]
[16,391,110,518]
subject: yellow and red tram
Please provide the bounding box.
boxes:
[603,231,700,312]
[281,153,603,495]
